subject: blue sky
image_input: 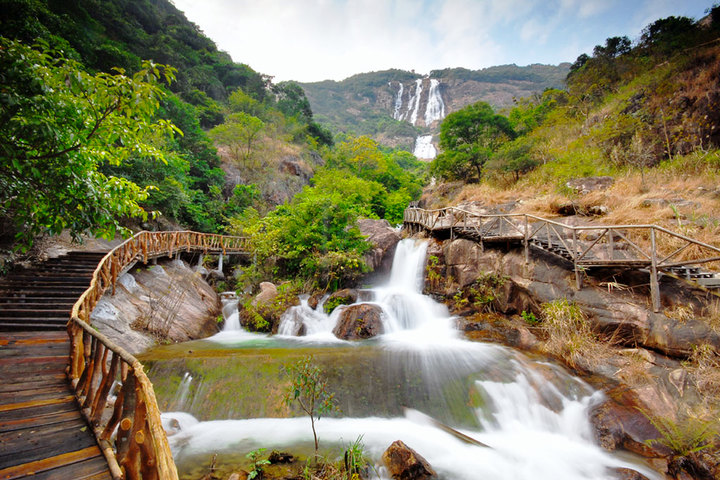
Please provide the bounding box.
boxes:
[173,0,715,82]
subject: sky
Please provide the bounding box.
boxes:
[172,0,714,83]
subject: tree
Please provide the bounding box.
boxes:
[209,112,265,167]
[284,356,338,462]
[0,38,180,249]
[432,101,515,181]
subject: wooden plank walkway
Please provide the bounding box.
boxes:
[0,252,112,480]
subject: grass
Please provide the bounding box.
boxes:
[684,344,720,414]
[539,298,613,370]
[640,408,718,457]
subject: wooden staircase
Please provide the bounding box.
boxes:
[0,251,112,479]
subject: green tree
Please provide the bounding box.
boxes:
[0,38,180,248]
[432,101,515,181]
[284,356,338,462]
[209,112,265,167]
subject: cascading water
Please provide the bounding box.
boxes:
[408,79,423,125]
[424,78,445,125]
[391,81,404,121]
[144,239,660,480]
[413,134,437,159]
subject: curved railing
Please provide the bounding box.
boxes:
[67,231,248,479]
[404,206,720,311]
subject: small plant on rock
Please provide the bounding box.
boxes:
[246,448,271,480]
[284,356,338,463]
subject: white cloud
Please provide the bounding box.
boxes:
[171,0,712,82]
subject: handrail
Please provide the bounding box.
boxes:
[404,206,720,312]
[67,231,248,479]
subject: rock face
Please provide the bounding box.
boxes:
[430,238,720,358]
[357,218,401,275]
[566,176,614,194]
[332,303,385,340]
[91,258,221,354]
[252,282,278,307]
[382,440,437,480]
[324,288,359,314]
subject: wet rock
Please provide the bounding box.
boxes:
[307,292,324,310]
[566,176,614,194]
[357,218,401,274]
[610,467,652,480]
[252,282,277,307]
[324,288,359,314]
[333,303,384,340]
[590,388,672,458]
[458,314,539,350]
[382,440,437,480]
[91,259,221,354]
[268,451,294,464]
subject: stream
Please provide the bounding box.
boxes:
[140,239,660,479]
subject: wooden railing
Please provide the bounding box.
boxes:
[404,206,720,311]
[68,231,248,479]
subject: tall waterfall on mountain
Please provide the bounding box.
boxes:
[408,79,423,125]
[390,77,446,159]
[392,81,404,120]
[424,79,445,125]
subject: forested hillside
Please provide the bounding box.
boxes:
[428,10,720,193]
[300,63,569,152]
[0,0,425,289]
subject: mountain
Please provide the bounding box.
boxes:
[300,63,570,157]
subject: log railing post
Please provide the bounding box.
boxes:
[650,227,661,312]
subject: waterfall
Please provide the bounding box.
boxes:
[408,79,423,125]
[155,239,662,480]
[392,81,404,121]
[413,135,437,159]
[424,79,445,125]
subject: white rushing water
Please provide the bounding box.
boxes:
[391,81,404,121]
[162,239,660,480]
[424,79,445,125]
[413,134,437,159]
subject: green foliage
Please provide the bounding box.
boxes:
[0,38,180,248]
[284,356,338,461]
[453,273,507,313]
[521,310,539,326]
[343,435,370,480]
[246,448,271,480]
[432,102,515,181]
[240,282,300,332]
[640,410,718,457]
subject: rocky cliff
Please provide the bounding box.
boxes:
[300,64,569,156]
[421,235,720,478]
[91,257,222,354]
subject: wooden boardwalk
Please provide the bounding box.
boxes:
[404,206,720,311]
[0,252,112,480]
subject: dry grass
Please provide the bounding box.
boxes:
[701,299,720,334]
[540,298,614,370]
[454,183,521,207]
[514,192,572,218]
[684,344,720,415]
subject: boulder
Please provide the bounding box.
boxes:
[252,282,277,307]
[91,259,221,354]
[610,468,652,480]
[566,176,614,195]
[333,303,384,340]
[443,239,488,287]
[589,388,672,458]
[324,288,359,314]
[382,440,437,480]
[307,292,324,310]
[357,218,401,274]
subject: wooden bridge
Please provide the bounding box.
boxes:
[0,231,248,479]
[404,206,720,311]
